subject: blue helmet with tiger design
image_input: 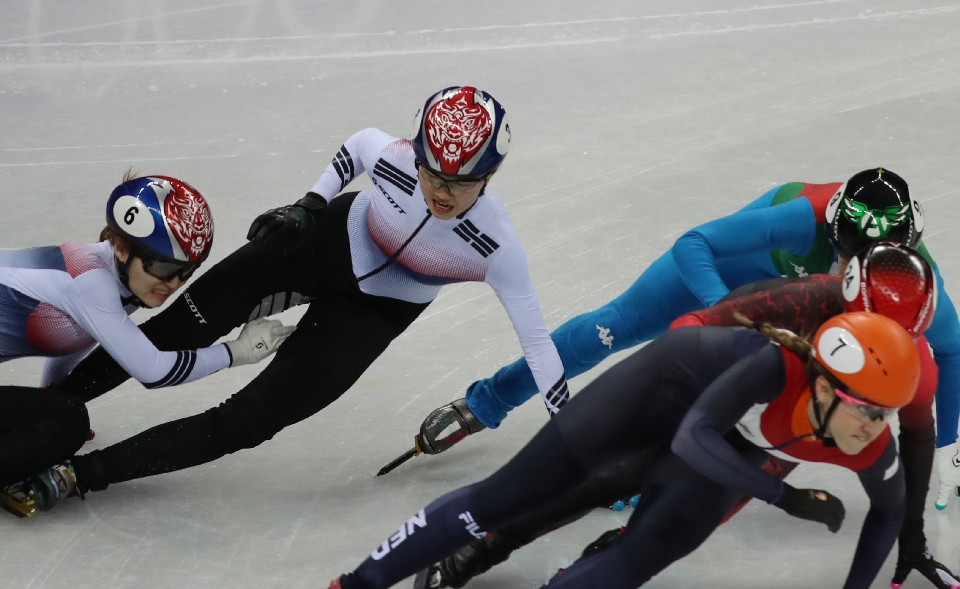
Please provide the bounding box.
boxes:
[106,175,214,264]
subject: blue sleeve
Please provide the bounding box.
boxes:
[671,198,818,307]
[925,266,960,447]
[671,344,787,503]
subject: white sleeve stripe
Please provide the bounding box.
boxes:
[339,145,355,177]
[170,350,197,386]
[545,375,570,412]
[330,145,356,193]
[145,349,197,389]
[331,157,346,184]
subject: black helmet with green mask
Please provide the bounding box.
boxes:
[825,168,924,258]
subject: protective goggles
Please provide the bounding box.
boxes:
[834,388,896,422]
[416,161,488,196]
[137,252,199,282]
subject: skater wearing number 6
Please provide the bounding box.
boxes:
[0,174,290,517]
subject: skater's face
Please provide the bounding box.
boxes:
[417,164,491,220]
[114,243,187,308]
[835,256,850,277]
[810,376,889,455]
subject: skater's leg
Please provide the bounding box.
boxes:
[342,420,589,589]
[429,451,650,587]
[540,449,746,589]
[339,328,750,589]
[508,450,649,544]
[432,427,774,587]
[466,254,701,428]
[0,386,88,486]
[72,291,426,492]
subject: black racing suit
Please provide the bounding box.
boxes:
[0,386,88,487]
[57,193,428,493]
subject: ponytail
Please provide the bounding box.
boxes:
[733,311,837,388]
[733,312,813,362]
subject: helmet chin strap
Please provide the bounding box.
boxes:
[114,255,147,308]
[812,394,841,448]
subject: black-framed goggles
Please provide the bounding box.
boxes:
[137,251,200,282]
[415,160,490,195]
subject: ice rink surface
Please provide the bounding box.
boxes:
[3,0,960,587]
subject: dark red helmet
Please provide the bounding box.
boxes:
[841,242,936,337]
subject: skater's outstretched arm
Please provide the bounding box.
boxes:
[52,272,290,393]
[486,241,568,416]
[56,239,309,401]
[57,270,232,388]
[670,343,787,503]
[843,443,906,589]
[672,197,818,307]
[248,128,394,247]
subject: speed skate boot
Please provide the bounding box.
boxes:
[31,462,80,511]
[580,527,625,558]
[0,482,38,518]
[3,462,82,517]
[423,531,520,588]
[540,528,626,586]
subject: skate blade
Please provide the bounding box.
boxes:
[376,447,420,477]
[411,568,430,589]
[0,492,37,518]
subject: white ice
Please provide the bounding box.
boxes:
[2,1,960,587]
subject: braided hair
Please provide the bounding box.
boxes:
[734,312,844,446]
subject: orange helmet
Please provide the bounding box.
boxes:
[812,311,920,408]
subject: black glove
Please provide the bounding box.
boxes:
[773,483,845,533]
[581,527,624,558]
[892,548,960,589]
[418,398,487,455]
[246,192,326,248]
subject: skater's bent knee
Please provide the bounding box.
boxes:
[48,392,90,447]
